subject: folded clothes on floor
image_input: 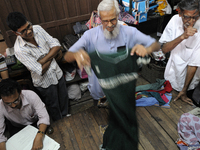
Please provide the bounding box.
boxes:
[135,79,172,108]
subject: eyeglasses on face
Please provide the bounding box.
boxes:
[101,18,117,25]
[16,21,32,35]
[4,95,21,106]
[183,14,200,21]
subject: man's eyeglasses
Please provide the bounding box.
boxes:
[16,22,32,35]
[101,18,117,25]
[4,95,21,106]
[183,14,200,22]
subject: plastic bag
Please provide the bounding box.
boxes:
[156,0,172,16]
[77,68,88,79]
[68,84,81,101]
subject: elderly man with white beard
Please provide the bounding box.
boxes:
[64,0,160,102]
[64,0,160,149]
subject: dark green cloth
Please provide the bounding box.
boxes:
[89,49,139,150]
[137,91,166,106]
[136,79,166,92]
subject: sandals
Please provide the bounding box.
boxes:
[97,96,109,108]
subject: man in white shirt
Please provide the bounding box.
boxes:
[159,0,200,105]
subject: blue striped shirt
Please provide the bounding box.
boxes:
[14,25,62,88]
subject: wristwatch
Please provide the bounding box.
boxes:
[37,130,45,135]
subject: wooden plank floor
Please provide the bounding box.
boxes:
[48,76,195,150]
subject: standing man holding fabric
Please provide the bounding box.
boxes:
[159,0,200,106]
[64,0,160,149]
[6,12,69,122]
[64,0,160,101]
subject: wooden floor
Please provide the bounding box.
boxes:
[48,76,195,150]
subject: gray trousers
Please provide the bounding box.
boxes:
[36,76,69,121]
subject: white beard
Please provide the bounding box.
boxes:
[103,24,120,40]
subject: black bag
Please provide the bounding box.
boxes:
[62,34,79,51]
[193,82,200,104]
[5,55,17,66]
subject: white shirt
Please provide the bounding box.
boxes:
[14,25,63,88]
[159,15,200,91]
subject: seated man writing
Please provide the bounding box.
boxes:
[0,79,50,150]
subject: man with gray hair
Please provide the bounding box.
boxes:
[64,0,159,101]
[159,0,200,106]
[64,0,160,149]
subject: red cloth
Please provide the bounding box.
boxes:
[147,80,173,94]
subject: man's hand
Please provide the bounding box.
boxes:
[74,49,91,71]
[31,134,44,150]
[37,59,44,65]
[0,142,6,150]
[37,46,61,66]
[174,91,194,106]
[130,44,149,57]
[181,24,197,40]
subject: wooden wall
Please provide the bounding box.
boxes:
[0,0,101,48]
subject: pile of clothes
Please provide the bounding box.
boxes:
[135,79,173,108]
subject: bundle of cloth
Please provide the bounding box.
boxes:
[135,79,173,108]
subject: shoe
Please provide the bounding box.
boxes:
[46,126,54,135]
[99,144,106,150]
[97,96,109,108]
[99,125,108,137]
[66,114,71,117]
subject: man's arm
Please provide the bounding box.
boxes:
[28,90,50,150]
[0,142,6,150]
[130,41,160,57]
[31,124,47,150]
[0,105,7,150]
[38,60,52,75]
[174,66,197,105]
[64,50,90,71]
[162,35,184,54]
[162,26,197,54]
[146,41,161,54]
[37,46,60,75]
[64,51,76,63]
[38,46,61,65]
[36,25,61,65]
[0,70,9,80]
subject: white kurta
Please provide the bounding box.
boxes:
[159,14,200,91]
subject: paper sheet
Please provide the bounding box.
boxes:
[6,125,60,150]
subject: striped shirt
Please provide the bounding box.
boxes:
[14,25,62,88]
[0,54,7,72]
